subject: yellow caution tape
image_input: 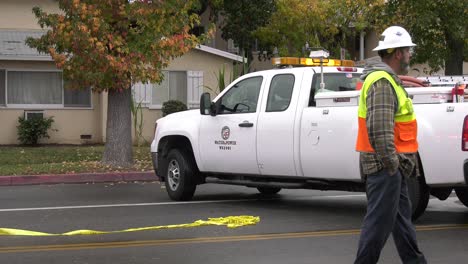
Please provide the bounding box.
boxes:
[0,215,260,236]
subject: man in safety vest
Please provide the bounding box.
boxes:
[354,26,427,263]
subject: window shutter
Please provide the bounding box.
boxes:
[145,82,152,105]
[187,71,203,108]
[132,82,150,106]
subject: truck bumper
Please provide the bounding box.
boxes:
[151,152,161,181]
[465,159,468,184]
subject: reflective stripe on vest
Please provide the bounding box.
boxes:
[356,71,418,153]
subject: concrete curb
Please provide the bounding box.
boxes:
[0,171,159,186]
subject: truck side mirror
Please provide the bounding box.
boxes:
[200,92,212,115]
[213,100,222,116]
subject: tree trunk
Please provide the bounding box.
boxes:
[444,34,463,75]
[103,88,133,167]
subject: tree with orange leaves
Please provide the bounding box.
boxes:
[26,0,211,166]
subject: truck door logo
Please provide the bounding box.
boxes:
[215,126,236,150]
[221,126,230,140]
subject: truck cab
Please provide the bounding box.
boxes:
[152,58,364,194]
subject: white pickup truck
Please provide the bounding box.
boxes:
[150,62,468,220]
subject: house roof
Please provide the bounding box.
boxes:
[0,30,52,61]
[196,44,244,62]
[0,30,244,63]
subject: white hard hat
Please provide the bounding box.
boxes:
[373,26,416,51]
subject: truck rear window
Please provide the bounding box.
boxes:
[312,73,361,93]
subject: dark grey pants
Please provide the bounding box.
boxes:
[354,169,427,264]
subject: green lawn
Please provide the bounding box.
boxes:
[0,145,152,176]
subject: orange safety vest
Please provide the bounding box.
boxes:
[356,71,418,153]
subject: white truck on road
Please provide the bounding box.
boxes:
[150,58,468,220]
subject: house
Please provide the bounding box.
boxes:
[0,0,242,145]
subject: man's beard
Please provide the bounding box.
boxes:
[400,60,410,75]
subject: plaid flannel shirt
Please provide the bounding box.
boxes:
[360,77,419,178]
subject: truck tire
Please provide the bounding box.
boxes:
[257,187,282,195]
[455,187,468,207]
[407,176,429,221]
[164,149,196,201]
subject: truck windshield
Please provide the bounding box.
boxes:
[312,73,361,93]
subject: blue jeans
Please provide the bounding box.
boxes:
[354,169,427,264]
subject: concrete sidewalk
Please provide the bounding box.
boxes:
[0,171,158,186]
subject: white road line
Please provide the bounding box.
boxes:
[0,194,366,212]
[2,194,466,213]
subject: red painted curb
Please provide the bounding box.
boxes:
[123,172,158,181]
[0,171,158,186]
[0,176,11,186]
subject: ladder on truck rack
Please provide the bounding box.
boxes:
[314,86,463,108]
[417,76,468,87]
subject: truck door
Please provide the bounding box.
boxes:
[199,76,263,174]
[299,73,361,181]
[256,73,299,176]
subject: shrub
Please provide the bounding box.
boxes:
[161,100,188,117]
[17,116,56,145]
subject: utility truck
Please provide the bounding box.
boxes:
[150,57,468,220]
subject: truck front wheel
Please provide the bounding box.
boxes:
[164,149,197,201]
[407,176,429,221]
[455,187,468,207]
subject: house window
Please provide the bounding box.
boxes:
[64,86,92,107]
[0,70,5,106]
[2,70,91,108]
[140,70,203,109]
[150,71,170,107]
[151,71,187,107]
[7,71,62,105]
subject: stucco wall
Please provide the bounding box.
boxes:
[43,104,102,145]
[0,97,102,145]
[0,0,61,30]
[168,48,237,96]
